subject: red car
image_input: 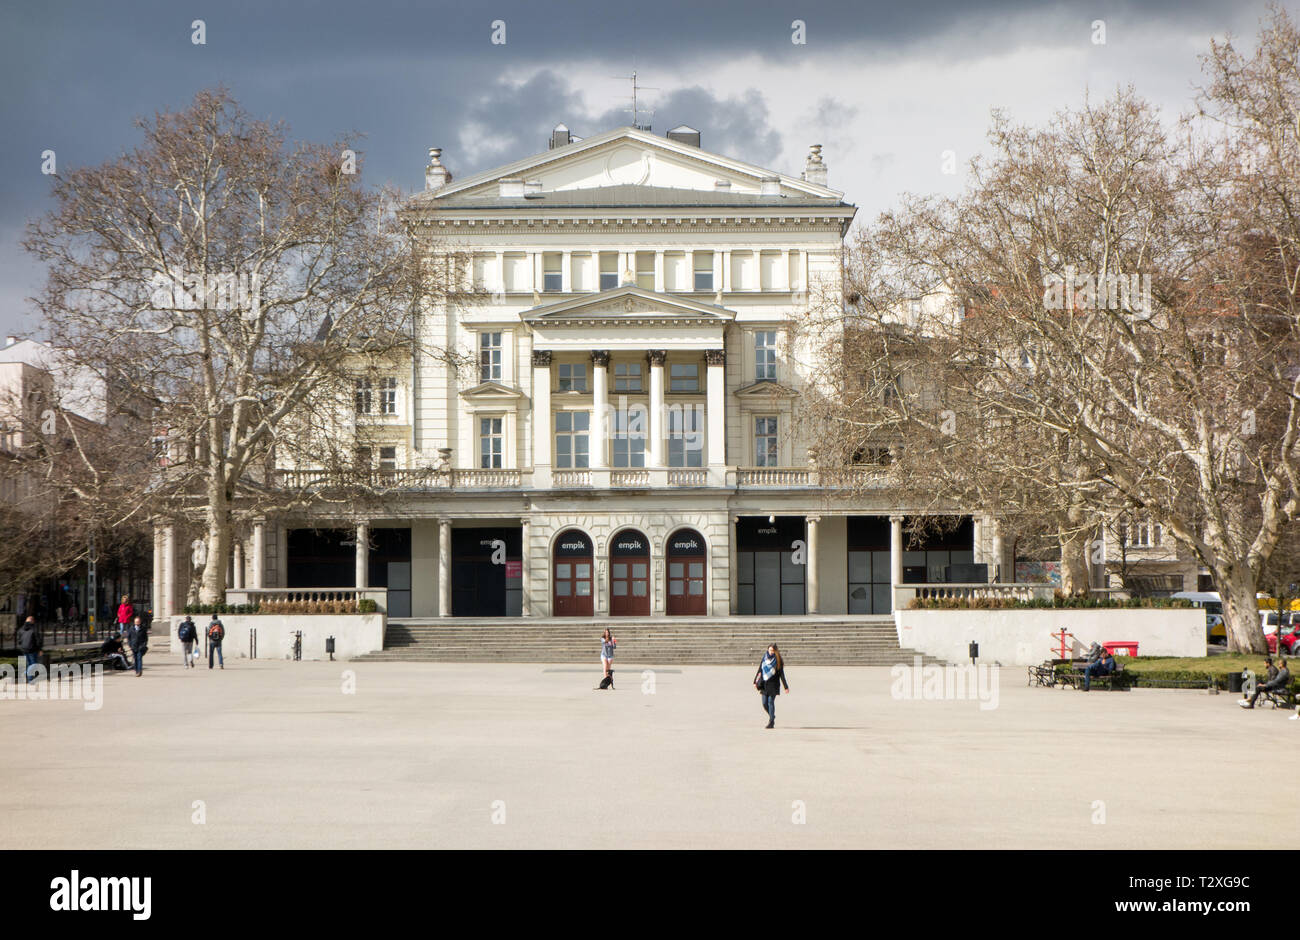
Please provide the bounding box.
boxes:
[1265,624,1300,655]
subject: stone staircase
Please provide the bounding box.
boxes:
[351,616,944,666]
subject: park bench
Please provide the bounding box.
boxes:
[1259,680,1298,710]
[1060,660,1130,691]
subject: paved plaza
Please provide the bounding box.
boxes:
[2,657,1296,849]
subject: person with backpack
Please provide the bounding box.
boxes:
[125,615,149,677]
[753,643,790,729]
[207,614,225,670]
[16,615,42,684]
[177,615,199,668]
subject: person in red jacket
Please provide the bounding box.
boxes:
[116,595,134,630]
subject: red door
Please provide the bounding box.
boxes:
[552,530,593,616]
[666,529,707,615]
[609,530,650,616]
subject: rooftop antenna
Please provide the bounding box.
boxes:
[617,70,657,132]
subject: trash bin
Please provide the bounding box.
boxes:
[1103,641,1139,657]
[1227,671,1245,694]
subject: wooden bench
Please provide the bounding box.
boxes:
[1259,680,1297,709]
[1061,661,1130,691]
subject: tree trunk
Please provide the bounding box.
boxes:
[198,485,231,605]
[1059,529,1090,596]
[1217,564,1267,653]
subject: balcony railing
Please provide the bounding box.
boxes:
[894,583,1057,608]
[736,467,810,486]
[552,469,591,488]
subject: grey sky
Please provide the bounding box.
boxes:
[0,0,1289,337]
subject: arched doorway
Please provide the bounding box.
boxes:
[666,528,707,615]
[609,529,650,616]
[552,529,593,616]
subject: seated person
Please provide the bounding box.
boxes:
[1239,658,1292,709]
[1082,649,1116,691]
[1263,657,1279,684]
[100,634,129,671]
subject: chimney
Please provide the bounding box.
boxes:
[760,175,780,196]
[802,144,827,187]
[549,124,572,150]
[499,178,525,197]
[667,124,701,148]
[425,147,452,191]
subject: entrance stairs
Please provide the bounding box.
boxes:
[352,615,944,666]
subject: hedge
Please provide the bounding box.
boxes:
[910,594,1194,610]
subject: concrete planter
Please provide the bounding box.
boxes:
[162,614,385,660]
[895,608,1205,665]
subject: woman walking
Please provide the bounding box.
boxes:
[598,628,617,689]
[753,643,790,729]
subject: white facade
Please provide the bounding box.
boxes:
[164,126,993,620]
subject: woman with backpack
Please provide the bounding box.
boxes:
[753,643,790,729]
[207,615,225,669]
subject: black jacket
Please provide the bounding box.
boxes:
[754,655,789,697]
[16,623,41,653]
[126,623,149,651]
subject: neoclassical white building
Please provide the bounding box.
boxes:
[153,125,1010,621]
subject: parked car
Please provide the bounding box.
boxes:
[1264,620,1300,656]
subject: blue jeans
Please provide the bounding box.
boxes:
[133,647,145,675]
[23,652,39,683]
[761,694,776,724]
[1083,662,1110,690]
[209,642,223,668]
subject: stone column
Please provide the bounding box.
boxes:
[233,539,245,590]
[648,350,666,467]
[495,251,506,294]
[654,250,665,292]
[722,250,732,292]
[438,518,452,617]
[705,349,726,466]
[251,522,266,590]
[355,522,369,589]
[728,516,739,615]
[990,519,1004,583]
[685,250,695,292]
[972,515,984,566]
[591,350,609,468]
[806,515,820,614]
[520,517,532,616]
[780,248,791,291]
[162,525,176,621]
[532,351,552,483]
[561,250,572,293]
[152,527,163,624]
[889,514,904,603]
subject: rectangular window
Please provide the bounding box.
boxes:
[694,252,714,291]
[355,446,372,467]
[479,417,503,469]
[636,251,655,291]
[599,252,619,290]
[755,331,777,381]
[555,411,590,468]
[557,362,587,392]
[354,379,372,414]
[670,363,699,392]
[378,446,398,470]
[668,405,704,467]
[479,332,502,382]
[612,407,646,468]
[543,252,562,292]
[754,416,778,467]
[614,362,642,392]
[379,377,398,415]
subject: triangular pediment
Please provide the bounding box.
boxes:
[459,380,526,401]
[430,127,842,202]
[735,379,798,399]
[522,285,735,323]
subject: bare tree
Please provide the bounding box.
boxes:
[24,88,448,604]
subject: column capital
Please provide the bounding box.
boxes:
[806,515,821,525]
[704,348,726,366]
[532,350,552,367]
[591,350,610,367]
[647,349,667,366]
[889,514,904,524]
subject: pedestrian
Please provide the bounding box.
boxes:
[753,643,790,729]
[207,614,225,670]
[68,602,78,622]
[177,615,199,668]
[16,615,42,684]
[116,595,134,632]
[126,615,149,677]
[597,628,616,689]
[1239,657,1291,709]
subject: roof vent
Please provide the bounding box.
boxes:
[760,176,780,196]
[549,124,572,150]
[499,178,525,197]
[667,124,701,148]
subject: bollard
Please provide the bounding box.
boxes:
[326,635,335,662]
[249,627,257,660]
